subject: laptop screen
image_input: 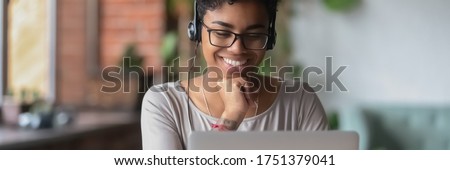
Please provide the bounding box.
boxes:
[187,131,359,150]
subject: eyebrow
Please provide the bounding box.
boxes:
[211,21,266,30]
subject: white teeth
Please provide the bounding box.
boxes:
[223,58,247,66]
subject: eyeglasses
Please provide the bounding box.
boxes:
[202,23,269,50]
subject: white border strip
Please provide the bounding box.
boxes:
[0,0,6,102]
[0,150,449,170]
[48,0,57,103]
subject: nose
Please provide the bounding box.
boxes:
[227,37,246,54]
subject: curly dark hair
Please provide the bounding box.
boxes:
[197,0,279,22]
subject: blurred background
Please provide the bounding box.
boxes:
[0,0,449,150]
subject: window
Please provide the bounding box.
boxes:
[1,0,56,105]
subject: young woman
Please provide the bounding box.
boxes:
[141,0,329,150]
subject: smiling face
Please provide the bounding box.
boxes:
[201,1,269,79]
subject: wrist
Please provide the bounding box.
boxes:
[211,117,240,131]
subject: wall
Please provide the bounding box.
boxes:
[291,0,450,112]
[57,0,165,110]
[99,0,164,71]
[57,0,87,107]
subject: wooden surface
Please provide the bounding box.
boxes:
[0,111,141,150]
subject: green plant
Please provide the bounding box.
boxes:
[119,43,143,75]
[161,31,181,82]
[327,111,340,130]
[29,99,53,115]
[161,31,178,67]
[323,0,361,11]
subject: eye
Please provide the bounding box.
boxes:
[212,30,233,38]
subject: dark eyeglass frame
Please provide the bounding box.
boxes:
[201,22,269,50]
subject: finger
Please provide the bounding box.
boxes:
[228,78,246,92]
[243,81,259,95]
[217,78,239,93]
[222,77,254,94]
[243,86,257,108]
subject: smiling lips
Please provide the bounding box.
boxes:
[223,57,248,67]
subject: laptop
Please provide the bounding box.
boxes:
[187,131,359,150]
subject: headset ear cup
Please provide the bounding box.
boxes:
[188,21,196,41]
[188,0,200,42]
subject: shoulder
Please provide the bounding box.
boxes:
[279,79,328,130]
[143,81,185,108]
[146,81,186,97]
[278,79,318,97]
[258,76,318,103]
[147,81,184,93]
[141,81,187,124]
[276,79,324,111]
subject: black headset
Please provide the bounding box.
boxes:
[187,0,278,50]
